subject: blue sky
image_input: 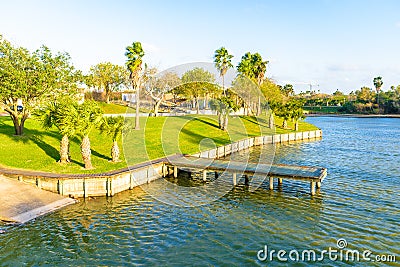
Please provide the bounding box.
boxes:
[1,0,399,93]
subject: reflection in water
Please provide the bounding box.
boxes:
[0,117,399,266]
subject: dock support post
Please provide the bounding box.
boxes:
[173,166,178,178]
[162,164,167,177]
[244,175,249,185]
[203,170,207,182]
[215,171,219,178]
[316,181,321,189]
[310,181,316,195]
[83,179,88,198]
[232,173,237,186]
[18,176,23,182]
[278,178,283,185]
[36,178,42,189]
[269,177,274,190]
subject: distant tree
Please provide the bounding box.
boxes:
[209,96,239,131]
[281,84,294,97]
[99,116,127,162]
[275,102,291,129]
[125,41,144,130]
[76,101,103,169]
[356,87,375,104]
[373,76,383,111]
[36,98,78,163]
[87,62,128,103]
[0,35,79,135]
[289,99,305,131]
[214,47,233,95]
[180,68,216,114]
[145,71,181,116]
[237,52,268,115]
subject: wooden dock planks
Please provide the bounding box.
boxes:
[166,156,327,194]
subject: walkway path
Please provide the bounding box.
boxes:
[0,175,77,224]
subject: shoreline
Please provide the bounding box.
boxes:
[306,113,400,118]
[0,130,323,198]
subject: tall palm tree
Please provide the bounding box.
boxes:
[237,52,268,115]
[36,99,78,163]
[214,47,233,95]
[373,76,383,112]
[76,100,103,169]
[125,42,144,130]
[99,116,126,162]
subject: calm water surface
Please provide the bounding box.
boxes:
[0,117,399,266]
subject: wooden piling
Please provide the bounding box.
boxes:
[232,173,237,186]
[269,177,274,190]
[310,181,316,195]
[278,178,283,185]
[316,181,321,188]
[244,175,249,185]
[173,166,178,178]
[203,170,207,181]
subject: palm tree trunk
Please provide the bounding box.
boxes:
[111,140,120,162]
[222,75,226,96]
[282,119,288,129]
[81,135,93,169]
[269,113,274,129]
[196,98,200,114]
[135,86,140,130]
[223,114,228,131]
[60,134,70,163]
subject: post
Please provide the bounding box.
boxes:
[244,175,249,185]
[278,178,283,185]
[36,177,42,189]
[316,181,321,189]
[18,176,23,182]
[232,173,237,186]
[310,181,316,195]
[173,166,178,178]
[83,179,88,198]
[162,164,167,177]
[203,170,207,182]
[269,177,274,190]
[215,171,219,178]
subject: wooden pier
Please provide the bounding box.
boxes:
[165,156,327,195]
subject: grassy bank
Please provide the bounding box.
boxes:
[0,115,318,174]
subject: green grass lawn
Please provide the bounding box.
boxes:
[0,114,318,174]
[97,102,135,114]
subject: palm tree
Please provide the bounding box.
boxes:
[36,99,78,163]
[214,47,233,95]
[209,96,239,131]
[125,42,145,130]
[373,76,383,112]
[76,100,103,169]
[99,116,126,162]
[290,99,305,131]
[237,52,268,115]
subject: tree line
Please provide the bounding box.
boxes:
[1,34,305,169]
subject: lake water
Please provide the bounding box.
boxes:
[0,117,399,266]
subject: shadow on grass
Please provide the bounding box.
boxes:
[239,116,269,127]
[92,149,112,161]
[30,135,59,161]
